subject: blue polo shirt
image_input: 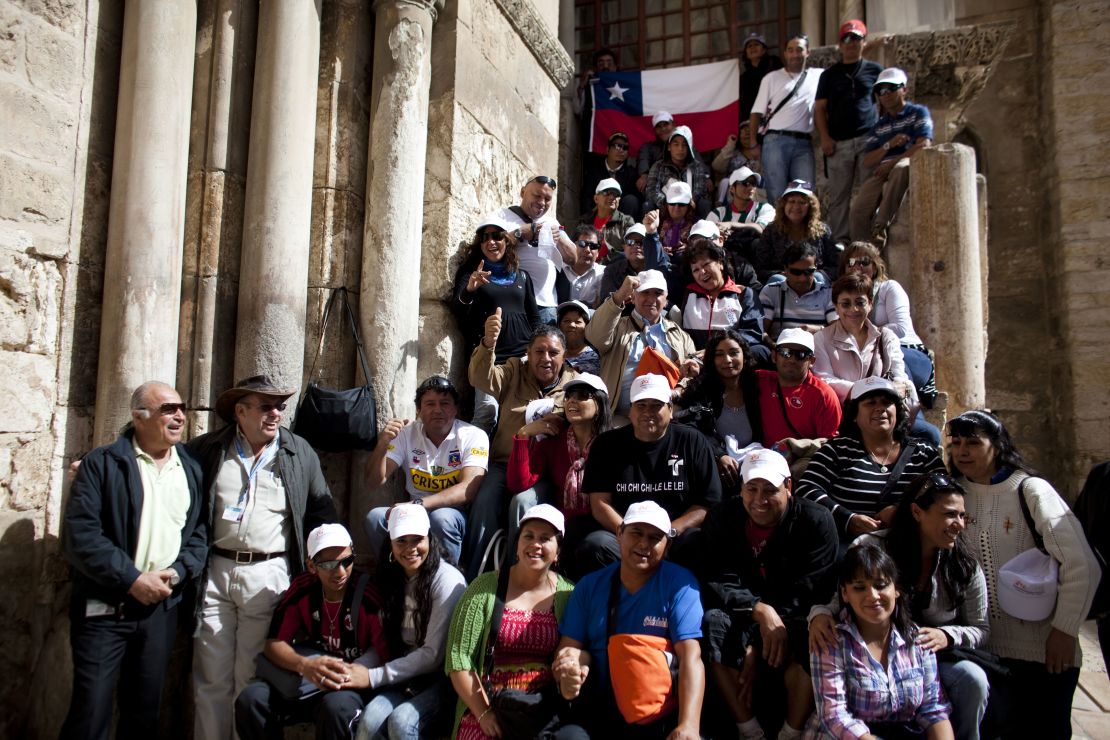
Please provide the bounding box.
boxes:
[759,273,836,339]
[863,101,933,161]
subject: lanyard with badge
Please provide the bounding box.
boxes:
[223,437,277,523]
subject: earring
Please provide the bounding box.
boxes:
[388,552,395,563]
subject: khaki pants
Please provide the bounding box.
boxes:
[849,158,911,242]
[822,134,869,243]
[193,554,290,740]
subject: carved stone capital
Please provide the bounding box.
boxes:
[491,0,576,89]
[371,0,445,24]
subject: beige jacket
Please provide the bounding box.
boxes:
[467,342,577,462]
[585,295,697,414]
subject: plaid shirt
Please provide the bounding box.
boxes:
[806,612,950,738]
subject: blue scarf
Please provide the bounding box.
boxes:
[486,258,516,286]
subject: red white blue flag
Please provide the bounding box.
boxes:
[589,59,740,157]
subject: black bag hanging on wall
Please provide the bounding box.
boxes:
[294,287,378,452]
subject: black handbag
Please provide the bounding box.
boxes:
[294,287,378,452]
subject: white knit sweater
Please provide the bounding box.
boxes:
[961,470,1099,664]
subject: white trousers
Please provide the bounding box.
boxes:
[193,554,290,740]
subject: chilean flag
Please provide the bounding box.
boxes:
[589,59,740,157]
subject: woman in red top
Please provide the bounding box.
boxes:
[506,374,611,580]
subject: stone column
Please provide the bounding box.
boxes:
[233,0,321,392]
[910,144,985,418]
[361,0,443,422]
[93,3,198,444]
[839,0,864,23]
[802,0,824,46]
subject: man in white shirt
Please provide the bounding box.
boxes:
[749,35,821,204]
[562,224,606,307]
[363,375,489,565]
[497,175,579,325]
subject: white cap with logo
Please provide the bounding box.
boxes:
[635,269,668,294]
[630,373,673,404]
[595,177,622,194]
[388,503,431,541]
[307,523,353,559]
[622,500,675,537]
[741,450,792,487]
[775,328,815,352]
[520,503,566,537]
[690,220,720,240]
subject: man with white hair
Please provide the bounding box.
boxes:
[61,381,207,739]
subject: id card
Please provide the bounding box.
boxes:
[85,599,117,618]
[222,504,245,523]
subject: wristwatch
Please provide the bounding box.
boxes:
[512,228,524,242]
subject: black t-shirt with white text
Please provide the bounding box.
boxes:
[582,424,723,519]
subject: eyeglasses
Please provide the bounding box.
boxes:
[914,471,962,501]
[876,85,902,96]
[787,267,817,276]
[244,401,287,413]
[313,554,355,571]
[565,389,596,401]
[576,240,601,250]
[775,346,813,361]
[847,257,873,267]
[152,403,186,416]
[480,231,506,243]
[624,238,644,248]
[599,189,621,198]
[528,175,558,190]
[738,179,759,187]
[610,142,629,151]
[836,298,870,310]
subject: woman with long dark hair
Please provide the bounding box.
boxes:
[356,504,466,740]
[677,329,763,489]
[946,410,1099,739]
[810,473,990,739]
[754,181,838,282]
[806,544,954,739]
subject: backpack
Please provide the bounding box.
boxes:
[1073,462,1110,619]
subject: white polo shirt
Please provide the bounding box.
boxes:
[386,419,490,500]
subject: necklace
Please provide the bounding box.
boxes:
[869,442,899,473]
[322,598,341,635]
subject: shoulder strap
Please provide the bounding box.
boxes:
[774,284,787,336]
[875,441,917,508]
[507,205,532,224]
[775,383,802,438]
[481,565,513,682]
[1017,478,1048,554]
[348,571,370,637]
[761,68,809,131]
[606,568,622,638]
[303,287,373,393]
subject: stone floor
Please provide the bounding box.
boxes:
[1073,621,1110,739]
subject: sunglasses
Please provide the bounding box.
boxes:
[775,346,813,361]
[576,240,601,250]
[737,179,759,187]
[480,231,506,243]
[418,377,454,393]
[153,402,187,416]
[599,189,621,197]
[836,298,870,309]
[624,238,644,247]
[876,85,902,96]
[914,471,963,500]
[244,401,287,413]
[565,389,597,401]
[787,267,817,276]
[313,554,355,571]
[847,257,873,267]
[610,142,629,151]
[528,175,558,190]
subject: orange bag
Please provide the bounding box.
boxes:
[635,345,682,388]
[607,633,677,724]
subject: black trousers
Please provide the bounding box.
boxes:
[60,602,179,740]
[235,680,369,740]
[997,658,1080,739]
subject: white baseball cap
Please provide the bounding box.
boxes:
[307,523,353,559]
[595,177,622,195]
[630,373,672,404]
[848,376,900,402]
[387,503,431,540]
[622,500,675,537]
[874,67,908,89]
[776,327,815,352]
[997,548,1059,621]
[563,372,609,397]
[664,181,693,204]
[729,166,761,187]
[652,111,674,126]
[782,179,814,198]
[625,223,647,239]
[520,503,566,536]
[690,220,720,240]
[635,269,667,293]
[741,450,792,487]
[475,213,515,233]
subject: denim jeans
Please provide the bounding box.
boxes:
[937,659,989,740]
[364,505,466,565]
[761,132,816,205]
[354,676,455,740]
[462,462,509,580]
[470,388,499,435]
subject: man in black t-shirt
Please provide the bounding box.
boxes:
[813,19,884,244]
[573,373,722,576]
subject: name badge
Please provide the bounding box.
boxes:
[85,599,116,618]
[222,504,245,523]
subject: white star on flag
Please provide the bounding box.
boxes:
[606,81,629,101]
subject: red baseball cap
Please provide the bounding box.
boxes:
[839,20,867,39]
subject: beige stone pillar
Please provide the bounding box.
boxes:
[361,0,443,422]
[93,3,198,444]
[838,0,864,23]
[802,0,824,46]
[233,1,321,393]
[910,144,985,418]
